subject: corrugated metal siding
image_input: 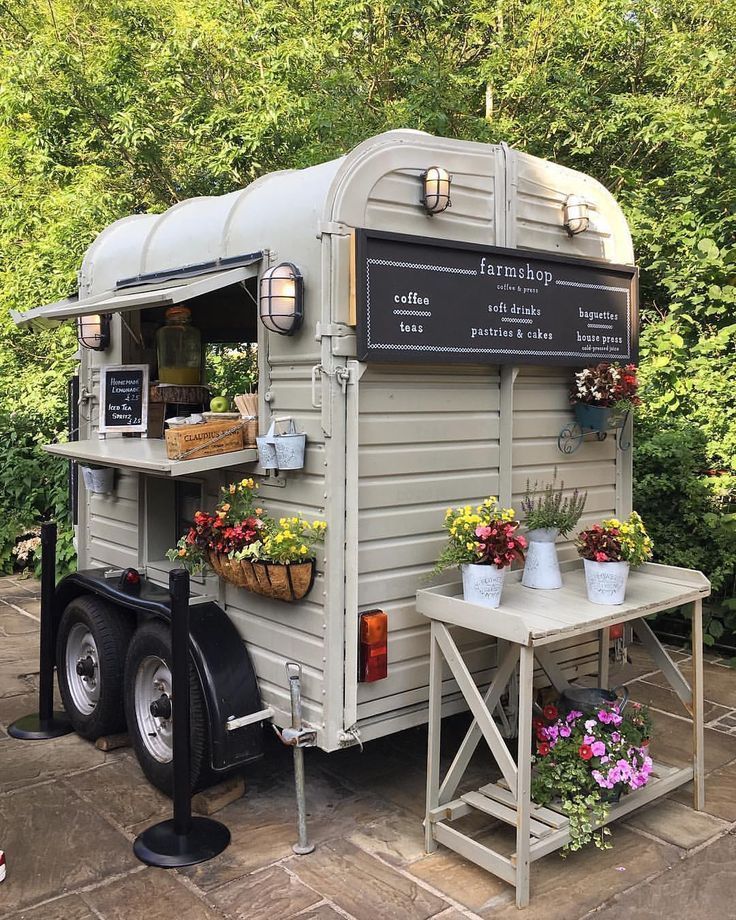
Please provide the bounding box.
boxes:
[511,366,618,561]
[356,366,501,720]
[87,470,140,569]
[365,168,497,241]
[222,365,328,729]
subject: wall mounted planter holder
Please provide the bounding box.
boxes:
[558,404,632,454]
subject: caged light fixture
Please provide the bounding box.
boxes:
[76,313,111,351]
[259,262,304,336]
[420,166,452,215]
[563,194,590,236]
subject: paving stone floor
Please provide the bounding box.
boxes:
[2,574,736,919]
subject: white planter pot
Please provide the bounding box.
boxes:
[521,527,562,590]
[583,559,630,605]
[461,563,508,609]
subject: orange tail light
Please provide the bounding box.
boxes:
[359,610,388,682]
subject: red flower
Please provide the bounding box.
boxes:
[578,744,593,761]
[543,704,558,721]
[536,727,547,741]
[537,742,550,756]
[532,717,543,729]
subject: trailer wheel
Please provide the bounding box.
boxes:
[56,595,134,740]
[124,619,212,795]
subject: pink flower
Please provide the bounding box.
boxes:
[584,734,595,745]
[567,710,583,722]
[611,731,621,743]
[595,551,609,562]
[559,725,571,738]
[475,525,492,539]
[591,741,606,757]
[597,709,612,724]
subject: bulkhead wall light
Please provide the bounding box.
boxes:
[77,313,111,351]
[259,262,304,336]
[563,194,590,235]
[420,166,452,215]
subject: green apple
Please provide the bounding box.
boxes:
[210,395,230,413]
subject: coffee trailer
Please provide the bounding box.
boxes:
[14,129,640,793]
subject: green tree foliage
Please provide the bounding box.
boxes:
[1,0,735,577]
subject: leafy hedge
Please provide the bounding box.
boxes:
[634,420,736,646]
[1,0,735,589]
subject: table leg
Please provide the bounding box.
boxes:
[598,626,610,689]
[691,599,705,811]
[425,621,442,852]
[515,645,534,909]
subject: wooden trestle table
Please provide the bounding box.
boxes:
[416,561,710,909]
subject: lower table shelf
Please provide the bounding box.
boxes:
[429,760,693,874]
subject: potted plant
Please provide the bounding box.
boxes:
[434,497,527,608]
[576,512,653,605]
[167,478,326,602]
[570,362,641,433]
[520,476,587,589]
[531,701,653,852]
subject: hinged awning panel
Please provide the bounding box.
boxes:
[12,259,261,328]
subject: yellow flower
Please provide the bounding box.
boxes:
[178,548,186,557]
[300,545,308,554]
[221,503,231,513]
[229,484,236,494]
[466,542,475,550]
[255,508,263,515]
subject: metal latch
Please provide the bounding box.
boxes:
[311,363,352,407]
[275,726,317,747]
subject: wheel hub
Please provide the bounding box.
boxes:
[149,693,172,720]
[76,655,96,679]
[65,624,100,715]
[134,656,174,763]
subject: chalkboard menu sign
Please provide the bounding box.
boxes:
[354,229,638,366]
[99,365,149,434]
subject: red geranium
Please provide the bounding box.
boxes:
[578,744,593,761]
[543,704,558,721]
[537,741,550,756]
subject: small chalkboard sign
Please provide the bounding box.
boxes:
[354,229,638,366]
[99,365,149,435]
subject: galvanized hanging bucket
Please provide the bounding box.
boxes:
[273,418,306,471]
[80,465,115,494]
[256,419,279,469]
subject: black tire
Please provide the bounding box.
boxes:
[123,619,213,795]
[56,595,134,740]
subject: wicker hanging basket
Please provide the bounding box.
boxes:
[208,552,315,602]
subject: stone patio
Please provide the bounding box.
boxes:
[2,573,736,919]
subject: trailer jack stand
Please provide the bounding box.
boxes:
[275,662,316,855]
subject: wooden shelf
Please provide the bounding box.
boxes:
[44,438,258,477]
[431,761,691,871]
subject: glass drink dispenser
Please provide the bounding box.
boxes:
[156,306,202,385]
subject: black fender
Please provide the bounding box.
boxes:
[54,570,263,771]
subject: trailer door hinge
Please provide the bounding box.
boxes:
[315,321,352,341]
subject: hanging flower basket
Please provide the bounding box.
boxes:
[208,552,315,602]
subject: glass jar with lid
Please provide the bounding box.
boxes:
[156,306,202,385]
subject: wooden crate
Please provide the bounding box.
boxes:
[165,420,244,461]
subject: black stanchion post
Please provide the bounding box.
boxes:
[8,521,72,740]
[133,568,230,868]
